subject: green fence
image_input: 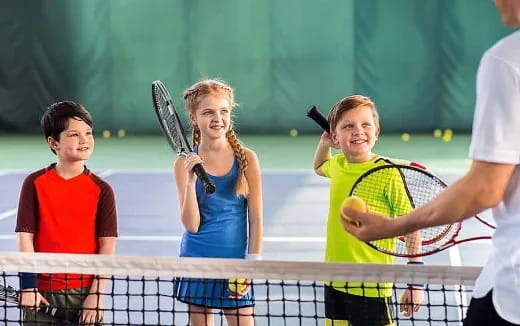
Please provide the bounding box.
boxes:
[0,0,511,134]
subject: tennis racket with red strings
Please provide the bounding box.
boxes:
[306,105,495,257]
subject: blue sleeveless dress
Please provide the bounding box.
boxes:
[175,150,254,308]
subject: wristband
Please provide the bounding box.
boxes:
[406,261,425,288]
[246,253,262,260]
[20,272,37,289]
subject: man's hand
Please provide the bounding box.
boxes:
[340,207,398,241]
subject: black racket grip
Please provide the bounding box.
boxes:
[39,305,79,323]
[194,164,216,194]
[306,106,330,133]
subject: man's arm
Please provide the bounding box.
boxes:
[342,160,516,241]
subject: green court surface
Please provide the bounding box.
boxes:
[0,134,471,173]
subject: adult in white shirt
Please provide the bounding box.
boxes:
[341,0,520,325]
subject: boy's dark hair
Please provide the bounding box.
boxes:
[41,101,93,154]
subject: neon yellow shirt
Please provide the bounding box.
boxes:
[321,154,413,297]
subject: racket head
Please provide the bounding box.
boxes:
[349,164,462,257]
[152,80,192,156]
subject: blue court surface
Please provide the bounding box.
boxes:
[0,169,493,265]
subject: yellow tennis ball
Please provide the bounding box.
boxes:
[228,278,248,295]
[117,129,126,138]
[340,196,366,227]
[444,129,453,136]
[442,133,452,143]
[102,130,111,138]
[401,133,411,142]
[289,129,298,137]
[433,129,442,138]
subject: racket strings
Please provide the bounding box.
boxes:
[352,166,459,256]
[0,285,18,304]
[152,87,186,155]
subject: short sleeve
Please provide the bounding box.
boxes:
[15,174,40,233]
[321,159,332,178]
[469,54,520,164]
[95,181,118,237]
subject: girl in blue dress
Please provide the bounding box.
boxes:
[173,79,263,326]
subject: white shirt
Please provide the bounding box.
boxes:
[469,30,520,324]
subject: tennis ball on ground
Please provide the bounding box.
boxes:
[442,133,452,143]
[433,129,442,138]
[289,129,299,137]
[228,278,248,295]
[444,129,453,136]
[102,130,111,138]
[340,196,366,227]
[117,129,126,138]
[401,133,411,142]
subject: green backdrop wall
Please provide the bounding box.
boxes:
[0,0,511,134]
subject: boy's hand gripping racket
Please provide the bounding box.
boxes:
[152,80,216,194]
[306,105,495,257]
[0,285,79,322]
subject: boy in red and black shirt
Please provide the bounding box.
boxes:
[15,101,118,325]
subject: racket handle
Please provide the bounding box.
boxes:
[39,305,79,323]
[306,105,330,133]
[194,164,216,194]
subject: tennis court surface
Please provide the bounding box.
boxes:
[0,135,494,325]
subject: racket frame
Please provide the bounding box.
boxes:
[152,80,216,194]
[305,105,494,258]
[0,284,80,322]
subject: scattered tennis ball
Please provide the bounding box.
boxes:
[401,133,411,142]
[289,129,299,137]
[102,130,111,138]
[433,129,442,138]
[117,129,126,138]
[228,278,248,295]
[444,129,453,136]
[340,196,366,227]
[442,133,452,143]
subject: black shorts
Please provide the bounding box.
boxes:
[464,290,519,326]
[324,285,394,326]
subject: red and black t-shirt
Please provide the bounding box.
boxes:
[15,164,118,290]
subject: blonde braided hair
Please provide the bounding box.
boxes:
[183,79,249,197]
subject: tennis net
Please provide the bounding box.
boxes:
[0,252,480,325]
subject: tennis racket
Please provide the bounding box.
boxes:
[306,105,495,257]
[306,105,330,133]
[0,284,79,322]
[152,80,216,194]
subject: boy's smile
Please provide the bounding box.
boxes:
[332,105,379,162]
[50,118,94,163]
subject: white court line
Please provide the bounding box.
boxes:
[449,245,468,323]
[97,169,115,178]
[0,234,325,242]
[0,209,17,221]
